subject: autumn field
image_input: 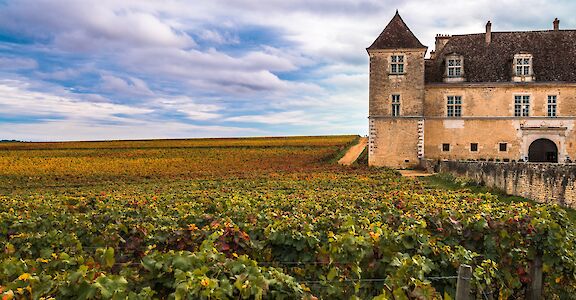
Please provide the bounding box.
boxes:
[0,135,575,299]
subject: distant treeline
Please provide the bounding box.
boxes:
[0,140,23,143]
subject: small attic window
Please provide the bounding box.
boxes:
[447,58,462,77]
[512,53,534,82]
[443,54,465,82]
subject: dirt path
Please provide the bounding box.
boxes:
[398,170,435,177]
[338,137,368,165]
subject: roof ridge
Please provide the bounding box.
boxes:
[450,29,576,37]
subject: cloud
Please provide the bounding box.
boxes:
[197,29,239,44]
[153,97,223,121]
[1,120,262,142]
[0,57,38,70]
[0,78,258,141]
[0,79,152,121]
[0,0,195,52]
[119,47,321,95]
[100,74,154,97]
[226,111,324,126]
[1,0,575,140]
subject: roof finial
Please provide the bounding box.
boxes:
[395,9,399,15]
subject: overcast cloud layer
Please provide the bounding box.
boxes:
[1,0,575,141]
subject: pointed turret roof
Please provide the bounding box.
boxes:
[368,11,426,50]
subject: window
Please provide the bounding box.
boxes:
[442,143,450,152]
[499,143,507,152]
[512,54,534,82]
[391,94,400,117]
[514,95,530,117]
[470,143,478,152]
[444,54,465,82]
[447,58,462,77]
[548,95,557,117]
[515,58,531,76]
[447,96,462,117]
[390,55,404,74]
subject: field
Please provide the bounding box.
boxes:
[0,135,575,299]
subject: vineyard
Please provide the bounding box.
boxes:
[0,135,575,299]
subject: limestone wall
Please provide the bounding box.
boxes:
[368,48,426,168]
[369,49,426,117]
[421,159,576,208]
[369,118,421,168]
[423,84,576,162]
[424,84,576,118]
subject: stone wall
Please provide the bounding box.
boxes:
[369,118,421,168]
[421,159,576,208]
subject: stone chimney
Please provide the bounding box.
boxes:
[486,21,492,45]
[553,18,560,31]
[435,34,451,53]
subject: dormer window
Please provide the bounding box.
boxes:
[390,55,404,74]
[443,54,465,82]
[512,53,534,82]
[447,58,462,77]
[515,58,530,75]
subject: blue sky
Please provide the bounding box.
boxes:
[1,0,575,141]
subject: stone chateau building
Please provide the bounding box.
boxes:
[368,11,576,168]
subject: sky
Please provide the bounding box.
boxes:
[1,0,575,141]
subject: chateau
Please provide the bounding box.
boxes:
[368,11,576,168]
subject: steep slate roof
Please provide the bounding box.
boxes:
[368,11,426,50]
[426,30,576,83]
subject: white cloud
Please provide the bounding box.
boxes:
[119,47,322,95]
[0,79,152,121]
[100,74,154,97]
[0,57,37,70]
[198,29,239,44]
[322,73,368,89]
[154,96,223,121]
[226,111,324,126]
[1,120,262,142]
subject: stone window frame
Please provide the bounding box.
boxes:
[513,94,531,117]
[547,95,558,117]
[512,53,534,82]
[443,54,465,83]
[442,143,450,152]
[389,54,405,75]
[391,94,401,117]
[499,142,508,152]
[446,95,463,117]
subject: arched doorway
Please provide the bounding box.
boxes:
[528,138,558,162]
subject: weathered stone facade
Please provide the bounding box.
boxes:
[368,48,426,167]
[421,159,576,209]
[424,84,576,161]
[368,12,576,168]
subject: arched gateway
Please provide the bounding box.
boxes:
[528,138,558,163]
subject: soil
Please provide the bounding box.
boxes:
[338,137,368,165]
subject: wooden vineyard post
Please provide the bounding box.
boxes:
[456,264,472,300]
[528,255,543,300]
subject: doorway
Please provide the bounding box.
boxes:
[528,138,558,163]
